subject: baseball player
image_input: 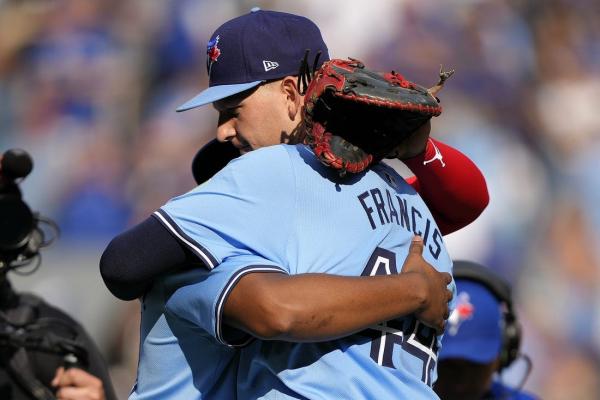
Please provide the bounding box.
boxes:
[161,147,453,399]
[100,9,489,399]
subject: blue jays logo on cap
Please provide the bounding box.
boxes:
[447,291,474,336]
[206,35,221,77]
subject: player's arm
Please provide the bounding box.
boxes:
[403,138,488,235]
[103,217,453,340]
[100,216,200,300]
[393,122,489,235]
[224,241,451,340]
[167,237,452,343]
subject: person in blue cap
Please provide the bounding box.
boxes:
[101,8,490,399]
[434,261,538,400]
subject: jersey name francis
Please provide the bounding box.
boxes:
[358,187,443,260]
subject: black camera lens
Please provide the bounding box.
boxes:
[1,149,33,180]
[0,194,34,251]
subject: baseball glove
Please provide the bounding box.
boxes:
[302,58,452,176]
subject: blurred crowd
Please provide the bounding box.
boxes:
[1,0,599,398]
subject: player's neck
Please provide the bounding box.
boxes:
[279,121,307,145]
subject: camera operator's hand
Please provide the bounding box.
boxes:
[51,367,106,400]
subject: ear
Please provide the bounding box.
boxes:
[280,76,303,121]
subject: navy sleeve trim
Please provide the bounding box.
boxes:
[153,209,219,269]
[216,265,288,347]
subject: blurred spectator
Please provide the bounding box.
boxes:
[55,134,133,240]
[435,261,538,400]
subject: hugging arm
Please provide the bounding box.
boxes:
[100,133,482,300]
[100,215,200,300]
[403,138,489,235]
[167,238,452,343]
[100,144,484,301]
[103,220,452,338]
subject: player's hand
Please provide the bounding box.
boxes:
[51,367,105,400]
[401,236,453,334]
[387,120,432,160]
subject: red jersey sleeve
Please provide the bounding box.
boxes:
[402,138,489,235]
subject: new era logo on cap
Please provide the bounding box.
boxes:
[263,60,279,71]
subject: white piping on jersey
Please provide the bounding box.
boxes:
[423,139,445,167]
[216,265,287,346]
[153,211,216,269]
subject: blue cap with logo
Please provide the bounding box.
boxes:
[439,279,503,364]
[177,8,330,112]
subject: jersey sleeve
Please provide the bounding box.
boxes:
[155,145,296,269]
[402,138,489,235]
[165,255,287,346]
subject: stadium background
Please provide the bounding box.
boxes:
[1,0,598,398]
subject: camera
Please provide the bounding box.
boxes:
[0,148,56,272]
[0,149,90,399]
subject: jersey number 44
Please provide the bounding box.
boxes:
[360,247,438,387]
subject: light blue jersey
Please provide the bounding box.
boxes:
[159,144,455,399]
[131,250,284,398]
[132,259,288,399]
[129,269,239,400]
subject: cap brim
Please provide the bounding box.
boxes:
[176,81,263,112]
[439,336,501,364]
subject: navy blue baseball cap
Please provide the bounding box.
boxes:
[439,280,503,364]
[177,8,329,112]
